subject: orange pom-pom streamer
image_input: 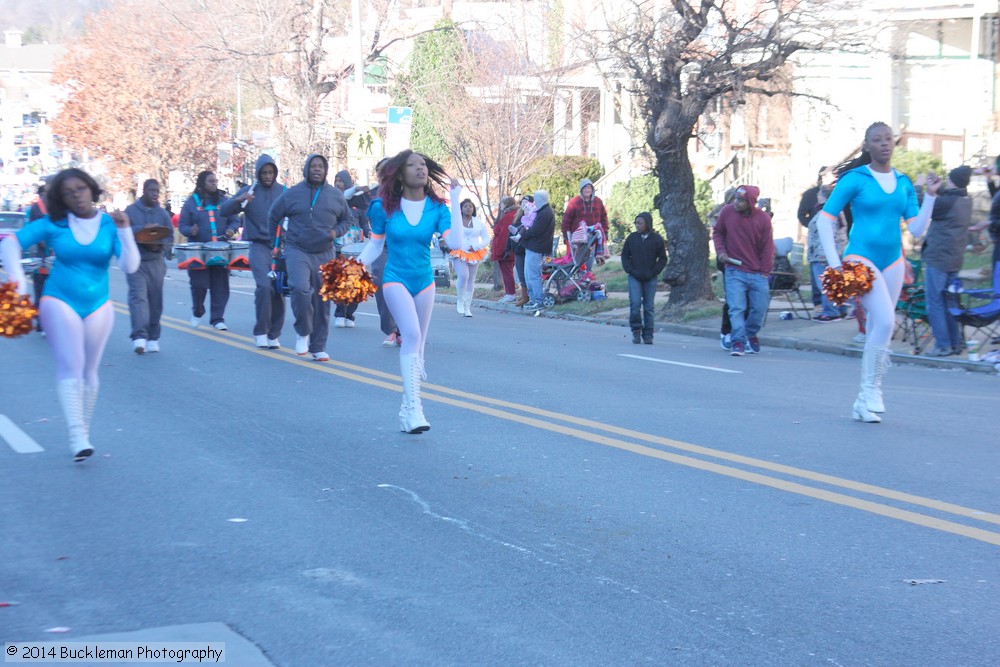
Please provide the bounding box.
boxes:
[821,260,876,307]
[0,282,38,338]
[319,257,378,305]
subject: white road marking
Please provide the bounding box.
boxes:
[231,290,256,296]
[0,414,45,453]
[617,354,743,374]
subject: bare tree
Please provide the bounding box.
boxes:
[421,37,553,223]
[51,0,228,190]
[581,0,867,310]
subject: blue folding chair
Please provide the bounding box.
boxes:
[945,259,1000,357]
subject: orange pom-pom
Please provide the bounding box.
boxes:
[319,257,378,305]
[0,282,38,338]
[821,261,876,306]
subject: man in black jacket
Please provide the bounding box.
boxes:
[520,189,555,311]
[621,212,667,344]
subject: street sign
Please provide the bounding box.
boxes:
[347,126,383,162]
[385,106,413,157]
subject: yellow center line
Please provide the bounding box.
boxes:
[128,305,1000,545]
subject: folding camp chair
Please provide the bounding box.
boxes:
[945,259,1000,357]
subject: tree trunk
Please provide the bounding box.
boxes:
[655,141,712,309]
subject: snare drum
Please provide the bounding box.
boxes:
[174,243,207,270]
[335,226,364,247]
[339,242,367,259]
[228,241,251,270]
[203,241,231,268]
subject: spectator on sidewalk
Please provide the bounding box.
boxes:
[798,167,827,309]
[509,195,534,307]
[561,179,608,270]
[491,196,518,303]
[621,212,667,344]
[521,190,554,312]
[712,185,774,356]
[921,165,973,356]
[808,185,849,322]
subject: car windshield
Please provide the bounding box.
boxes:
[0,213,25,231]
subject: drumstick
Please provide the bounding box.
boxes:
[241,182,256,210]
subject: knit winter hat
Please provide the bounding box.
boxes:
[949,165,972,189]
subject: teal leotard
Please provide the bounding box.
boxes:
[15,214,122,318]
[821,166,919,271]
[369,198,451,295]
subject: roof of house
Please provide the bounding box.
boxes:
[0,43,64,72]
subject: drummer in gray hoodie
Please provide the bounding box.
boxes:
[220,154,286,349]
[124,178,173,354]
[267,154,355,361]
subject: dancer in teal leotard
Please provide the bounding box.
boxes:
[1,169,140,460]
[818,122,941,423]
[360,150,461,434]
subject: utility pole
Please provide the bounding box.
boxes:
[351,0,365,121]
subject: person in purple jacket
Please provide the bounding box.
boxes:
[712,185,774,356]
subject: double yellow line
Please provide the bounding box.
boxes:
[123,304,1000,547]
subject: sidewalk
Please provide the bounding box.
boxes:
[446,286,1000,375]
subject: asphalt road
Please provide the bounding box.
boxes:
[1,266,998,666]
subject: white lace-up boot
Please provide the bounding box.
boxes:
[399,353,430,434]
[861,345,889,413]
[57,379,93,461]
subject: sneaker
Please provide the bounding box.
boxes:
[255,334,269,348]
[747,336,760,354]
[852,333,867,344]
[731,340,746,356]
[267,338,281,350]
[334,317,346,328]
[814,314,842,323]
[132,338,147,354]
[146,340,160,353]
[720,333,732,351]
[295,335,310,355]
[632,331,641,344]
[381,332,399,347]
[524,301,541,312]
[499,294,516,303]
[924,347,953,357]
[312,351,330,362]
[190,316,202,328]
[345,319,355,328]
[214,322,228,331]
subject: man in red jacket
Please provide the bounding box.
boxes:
[561,178,608,263]
[712,185,774,356]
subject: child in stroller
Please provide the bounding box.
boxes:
[540,226,604,306]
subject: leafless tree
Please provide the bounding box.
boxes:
[580,0,869,310]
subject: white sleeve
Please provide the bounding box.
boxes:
[358,237,384,267]
[343,186,359,199]
[0,235,28,294]
[817,213,842,269]
[473,220,490,251]
[117,227,141,274]
[906,194,936,238]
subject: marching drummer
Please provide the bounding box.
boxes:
[124,179,173,353]
[219,155,286,349]
[178,171,240,330]
[267,154,355,361]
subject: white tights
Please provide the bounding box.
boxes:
[454,261,477,300]
[382,283,435,358]
[854,257,904,350]
[40,298,114,385]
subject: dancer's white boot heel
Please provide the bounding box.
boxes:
[852,394,882,423]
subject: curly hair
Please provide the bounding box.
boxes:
[460,198,476,218]
[378,149,448,215]
[44,168,103,223]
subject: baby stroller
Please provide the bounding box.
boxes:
[540,228,602,307]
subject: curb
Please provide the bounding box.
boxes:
[442,294,998,375]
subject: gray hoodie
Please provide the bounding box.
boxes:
[219,154,285,244]
[334,169,371,235]
[267,154,356,253]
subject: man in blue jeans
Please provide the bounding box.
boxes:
[712,185,774,356]
[921,166,973,356]
[621,212,667,344]
[520,190,555,311]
